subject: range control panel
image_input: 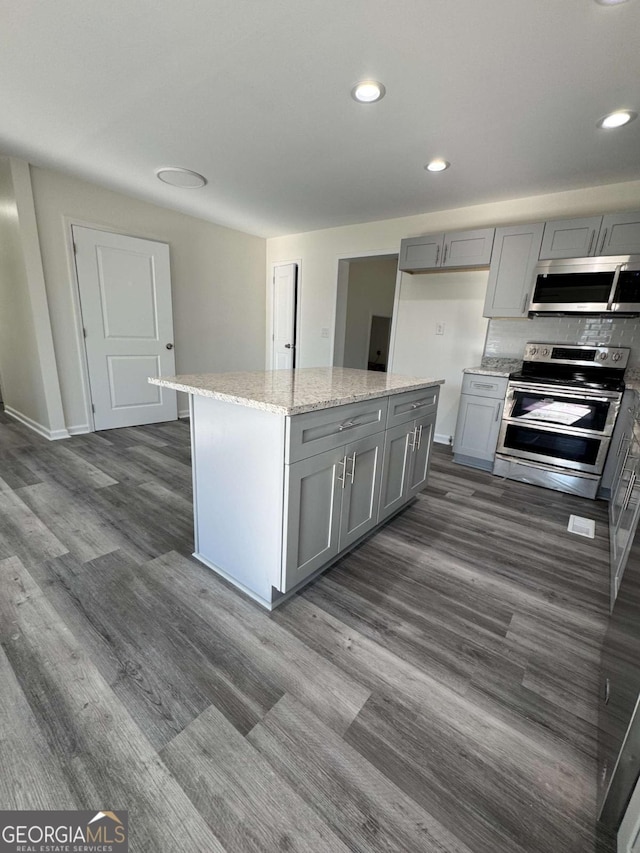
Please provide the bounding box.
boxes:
[523,342,630,369]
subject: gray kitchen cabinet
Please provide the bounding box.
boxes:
[283,430,386,591]
[399,228,495,272]
[539,216,604,259]
[599,210,640,256]
[453,373,508,470]
[399,234,445,271]
[540,211,640,260]
[610,435,640,608]
[483,222,544,317]
[378,411,435,522]
[600,391,635,500]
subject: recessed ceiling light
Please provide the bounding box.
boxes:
[594,0,630,5]
[597,110,637,129]
[425,159,451,172]
[156,167,207,188]
[351,81,386,103]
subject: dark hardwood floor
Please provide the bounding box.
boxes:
[0,411,616,852]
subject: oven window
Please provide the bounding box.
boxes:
[533,272,614,305]
[509,391,610,431]
[503,424,601,466]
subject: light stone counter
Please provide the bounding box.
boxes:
[463,366,512,378]
[150,367,444,416]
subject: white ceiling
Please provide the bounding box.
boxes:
[1,0,638,237]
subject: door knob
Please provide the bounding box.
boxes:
[284,343,294,349]
[166,343,174,350]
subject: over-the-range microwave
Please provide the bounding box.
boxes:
[529,255,640,315]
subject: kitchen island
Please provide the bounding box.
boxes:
[150,367,443,609]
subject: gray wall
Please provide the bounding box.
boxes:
[0,157,50,428]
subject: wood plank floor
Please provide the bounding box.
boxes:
[0,411,617,852]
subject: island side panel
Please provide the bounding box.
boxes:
[191,395,285,604]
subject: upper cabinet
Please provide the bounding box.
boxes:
[539,211,640,259]
[399,228,495,272]
[483,223,544,318]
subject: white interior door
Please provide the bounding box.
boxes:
[272,262,298,369]
[73,226,177,430]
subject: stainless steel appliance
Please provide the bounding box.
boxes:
[530,255,640,315]
[494,343,629,499]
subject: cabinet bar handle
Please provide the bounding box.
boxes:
[472,383,494,390]
[587,229,596,255]
[435,244,440,266]
[348,452,356,484]
[408,426,418,450]
[623,471,636,511]
[598,227,608,255]
[521,291,529,314]
[336,456,347,488]
[442,243,449,265]
[495,405,500,422]
[338,419,359,431]
[617,435,631,457]
[417,424,423,450]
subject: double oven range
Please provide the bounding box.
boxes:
[494,343,629,499]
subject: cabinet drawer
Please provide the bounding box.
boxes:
[286,397,388,463]
[386,386,440,428]
[461,373,508,400]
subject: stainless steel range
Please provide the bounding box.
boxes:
[494,343,629,499]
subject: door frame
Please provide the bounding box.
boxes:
[267,258,302,370]
[63,216,168,433]
[331,249,400,370]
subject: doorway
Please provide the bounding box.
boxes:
[73,226,177,430]
[334,255,398,371]
[271,262,298,369]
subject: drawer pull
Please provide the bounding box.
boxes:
[411,398,434,409]
[472,382,495,391]
[338,419,359,431]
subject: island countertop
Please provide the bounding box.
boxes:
[150,367,444,416]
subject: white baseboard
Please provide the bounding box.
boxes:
[434,432,453,445]
[178,408,190,419]
[67,423,91,435]
[4,406,71,441]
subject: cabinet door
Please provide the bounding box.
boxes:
[453,394,503,462]
[407,413,435,497]
[483,223,544,318]
[442,228,495,268]
[539,216,603,259]
[398,234,445,271]
[599,210,640,256]
[339,433,385,550]
[378,422,412,522]
[282,447,344,592]
[601,391,635,498]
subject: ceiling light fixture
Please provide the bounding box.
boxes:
[156,167,207,188]
[594,0,630,5]
[597,110,637,129]
[351,81,386,103]
[425,159,451,172]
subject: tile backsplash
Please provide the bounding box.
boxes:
[485,317,640,366]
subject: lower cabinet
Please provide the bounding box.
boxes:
[610,434,640,608]
[453,373,508,470]
[378,412,435,522]
[283,431,385,592]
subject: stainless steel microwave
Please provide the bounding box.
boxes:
[529,255,640,315]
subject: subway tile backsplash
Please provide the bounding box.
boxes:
[484,317,640,365]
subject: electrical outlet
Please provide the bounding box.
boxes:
[436,321,445,336]
[320,327,330,338]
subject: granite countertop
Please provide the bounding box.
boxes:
[150,367,444,415]
[463,366,512,378]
